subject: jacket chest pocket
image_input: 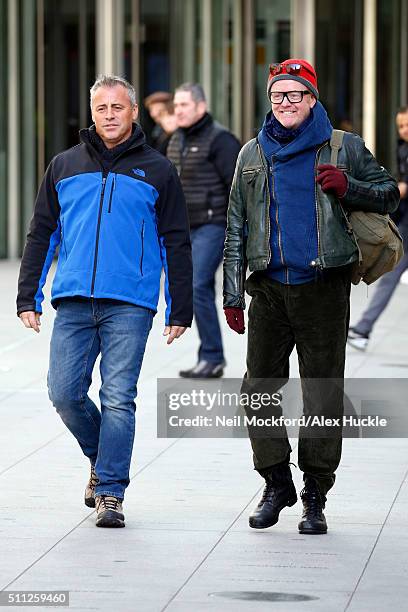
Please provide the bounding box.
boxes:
[107,175,116,213]
[242,167,263,186]
[60,219,68,259]
[242,170,268,219]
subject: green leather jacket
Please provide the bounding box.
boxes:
[223,132,399,308]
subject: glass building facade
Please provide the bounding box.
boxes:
[1,0,407,257]
[0,0,7,258]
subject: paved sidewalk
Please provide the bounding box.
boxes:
[1,260,407,612]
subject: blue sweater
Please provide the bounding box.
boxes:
[258,102,333,284]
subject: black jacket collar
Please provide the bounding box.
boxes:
[80,123,146,162]
[180,112,213,138]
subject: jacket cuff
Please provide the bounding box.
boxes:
[223,295,246,309]
[341,174,367,206]
[168,320,192,327]
[339,173,349,199]
[16,304,37,317]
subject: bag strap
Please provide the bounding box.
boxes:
[329,129,345,166]
[329,130,362,263]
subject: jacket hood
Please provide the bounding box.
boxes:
[258,101,333,161]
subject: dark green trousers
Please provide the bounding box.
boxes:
[243,269,351,496]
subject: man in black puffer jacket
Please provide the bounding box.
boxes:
[168,83,241,378]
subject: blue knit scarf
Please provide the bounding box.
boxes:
[257,102,333,284]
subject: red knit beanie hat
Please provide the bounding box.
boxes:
[267,59,319,100]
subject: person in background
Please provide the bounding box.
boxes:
[348,106,408,351]
[338,118,353,132]
[168,82,241,378]
[144,91,173,153]
[155,105,178,155]
[160,108,178,142]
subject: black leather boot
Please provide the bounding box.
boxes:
[179,360,225,378]
[298,479,327,534]
[249,461,297,529]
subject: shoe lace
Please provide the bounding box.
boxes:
[98,495,120,511]
[300,486,323,516]
[260,480,278,504]
[89,467,98,487]
[260,482,270,503]
[260,463,295,504]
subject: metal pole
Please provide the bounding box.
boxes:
[131,0,140,94]
[291,0,315,64]
[242,0,254,141]
[400,0,407,105]
[202,0,212,107]
[79,0,88,129]
[36,0,45,183]
[232,0,242,139]
[96,0,124,75]
[7,0,19,258]
[183,0,195,83]
[362,0,376,153]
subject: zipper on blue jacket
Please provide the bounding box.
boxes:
[108,174,116,213]
[140,219,145,276]
[90,176,107,296]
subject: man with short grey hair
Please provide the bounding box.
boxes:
[17,74,193,528]
[168,82,241,378]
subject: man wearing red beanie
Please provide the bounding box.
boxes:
[223,59,399,534]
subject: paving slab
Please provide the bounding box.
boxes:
[1,260,408,611]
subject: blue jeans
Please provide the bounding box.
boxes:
[190,223,226,364]
[47,299,153,499]
[354,222,408,336]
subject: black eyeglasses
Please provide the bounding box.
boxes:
[269,62,316,78]
[270,91,311,104]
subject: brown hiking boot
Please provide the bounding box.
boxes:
[84,465,98,508]
[95,495,125,528]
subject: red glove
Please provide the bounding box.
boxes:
[224,307,245,334]
[316,164,348,198]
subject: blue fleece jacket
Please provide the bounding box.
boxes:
[258,102,333,284]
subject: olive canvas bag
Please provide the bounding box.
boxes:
[330,129,404,285]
